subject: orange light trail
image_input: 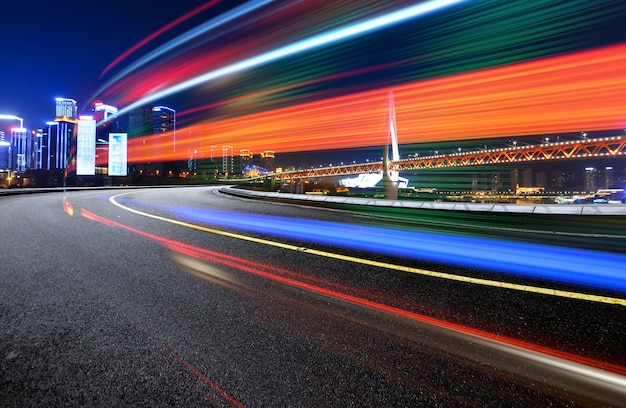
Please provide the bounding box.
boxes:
[124,42,626,162]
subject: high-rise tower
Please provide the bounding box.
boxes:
[240,149,252,173]
[260,150,275,172]
[222,145,233,175]
[55,98,78,120]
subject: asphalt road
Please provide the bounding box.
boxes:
[1,186,625,407]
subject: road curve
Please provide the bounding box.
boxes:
[1,186,625,407]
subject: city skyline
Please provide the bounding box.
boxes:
[2,1,625,145]
[0,0,221,127]
[1,1,626,191]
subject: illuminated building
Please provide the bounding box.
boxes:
[222,145,233,175]
[260,150,275,172]
[152,106,175,141]
[31,129,44,170]
[240,149,252,174]
[0,115,24,171]
[10,127,31,172]
[94,102,120,135]
[209,145,217,161]
[128,107,154,175]
[603,166,614,189]
[152,106,183,176]
[128,107,153,137]
[94,102,118,124]
[0,140,9,170]
[55,97,77,120]
[42,119,75,171]
[584,167,597,193]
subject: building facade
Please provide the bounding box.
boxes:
[55,98,77,120]
[261,150,275,172]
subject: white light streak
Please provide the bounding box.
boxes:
[110,0,468,123]
[92,0,276,103]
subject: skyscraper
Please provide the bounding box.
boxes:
[10,127,29,172]
[55,98,78,120]
[240,149,252,174]
[94,102,118,124]
[94,102,120,134]
[128,107,153,138]
[76,116,96,176]
[128,107,154,176]
[222,145,233,175]
[41,120,74,171]
[152,106,175,139]
[261,150,275,172]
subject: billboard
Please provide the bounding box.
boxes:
[76,116,96,175]
[108,133,127,176]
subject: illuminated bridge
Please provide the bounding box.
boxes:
[272,135,626,181]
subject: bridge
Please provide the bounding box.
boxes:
[271,135,626,182]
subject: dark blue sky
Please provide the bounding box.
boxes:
[0,0,212,129]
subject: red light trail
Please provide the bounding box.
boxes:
[80,207,626,378]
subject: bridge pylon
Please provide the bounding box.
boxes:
[383,91,399,200]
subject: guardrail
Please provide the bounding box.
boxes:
[220,187,626,215]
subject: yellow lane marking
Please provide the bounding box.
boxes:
[110,193,626,307]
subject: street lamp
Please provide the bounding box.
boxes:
[152,106,176,152]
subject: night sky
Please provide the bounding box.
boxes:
[1,0,625,162]
[0,0,213,128]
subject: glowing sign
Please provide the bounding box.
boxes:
[108,133,127,176]
[76,117,96,175]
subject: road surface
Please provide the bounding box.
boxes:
[1,186,625,406]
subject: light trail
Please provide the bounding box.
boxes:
[107,0,468,123]
[80,207,626,399]
[140,325,246,408]
[92,0,276,107]
[99,0,225,78]
[109,191,626,306]
[90,1,626,158]
[118,42,626,162]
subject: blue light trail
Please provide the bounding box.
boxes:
[126,200,626,295]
